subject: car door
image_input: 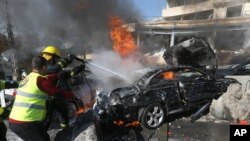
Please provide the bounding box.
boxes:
[147,70,182,109]
[175,69,215,103]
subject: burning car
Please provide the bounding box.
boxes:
[99,38,239,130]
[107,66,238,130]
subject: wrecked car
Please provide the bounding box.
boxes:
[106,66,238,130]
[98,38,239,130]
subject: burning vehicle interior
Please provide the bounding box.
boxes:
[95,38,240,132]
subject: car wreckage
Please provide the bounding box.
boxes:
[96,38,240,131]
[106,66,238,130]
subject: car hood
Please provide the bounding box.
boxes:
[110,86,138,99]
[164,38,216,70]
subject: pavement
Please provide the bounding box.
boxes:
[148,118,230,141]
[6,118,231,141]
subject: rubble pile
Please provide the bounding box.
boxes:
[210,76,250,120]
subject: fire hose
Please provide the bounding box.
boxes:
[72,56,127,80]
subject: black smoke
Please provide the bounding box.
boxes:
[4,0,139,63]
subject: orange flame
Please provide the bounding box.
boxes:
[162,71,175,80]
[114,120,140,127]
[110,16,137,58]
[76,100,95,115]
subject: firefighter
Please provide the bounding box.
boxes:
[40,45,75,128]
[9,56,74,141]
[41,45,74,73]
[0,80,18,141]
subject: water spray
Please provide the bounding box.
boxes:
[87,62,127,80]
[72,55,127,80]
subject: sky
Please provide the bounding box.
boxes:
[130,0,166,19]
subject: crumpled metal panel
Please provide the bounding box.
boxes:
[163,38,216,70]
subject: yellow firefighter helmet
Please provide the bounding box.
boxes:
[41,46,61,60]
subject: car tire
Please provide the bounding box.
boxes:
[141,103,166,130]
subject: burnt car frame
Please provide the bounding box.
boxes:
[106,66,238,130]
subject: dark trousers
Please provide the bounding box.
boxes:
[9,122,50,141]
[0,122,7,141]
[44,98,69,129]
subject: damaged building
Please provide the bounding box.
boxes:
[130,0,250,66]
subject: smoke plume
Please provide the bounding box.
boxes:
[0,0,145,90]
[3,0,139,62]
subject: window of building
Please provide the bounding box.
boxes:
[195,10,213,19]
[226,5,242,18]
[168,10,213,21]
[168,0,208,7]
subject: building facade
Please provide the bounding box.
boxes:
[162,0,250,20]
[135,0,250,65]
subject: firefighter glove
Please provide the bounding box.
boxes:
[57,54,75,68]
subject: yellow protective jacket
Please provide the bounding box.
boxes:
[9,72,48,121]
[0,80,6,121]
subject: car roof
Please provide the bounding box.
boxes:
[146,65,207,78]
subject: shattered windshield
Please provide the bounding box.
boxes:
[133,69,159,90]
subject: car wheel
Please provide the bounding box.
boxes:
[141,103,166,130]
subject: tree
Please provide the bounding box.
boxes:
[0,33,8,53]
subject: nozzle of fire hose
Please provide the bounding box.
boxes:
[57,54,75,68]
